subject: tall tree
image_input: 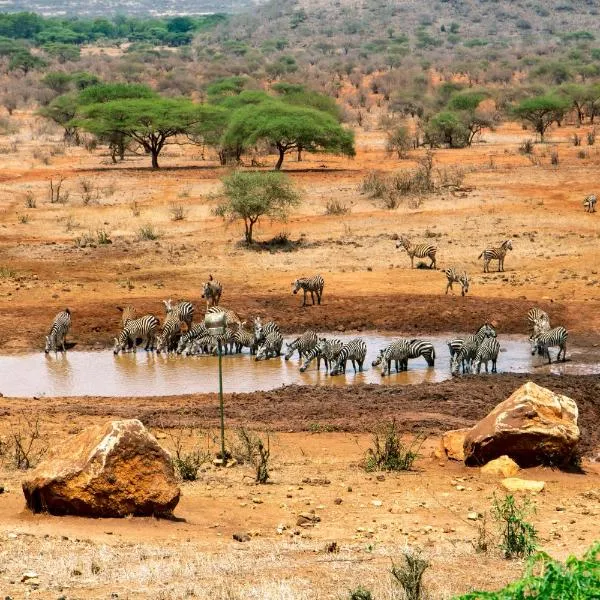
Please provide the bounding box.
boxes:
[513,95,570,141]
[447,90,496,145]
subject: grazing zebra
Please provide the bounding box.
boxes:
[407,339,436,367]
[379,340,411,376]
[207,305,242,326]
[202,274,222,308]
[116,305,136,326]
[531,326,568,363]
[472,337,501,374]
[527,307,551,337]
[583,194,596,213]
[451,338,480,375]
[444,268,469,296]
[396,235,437,269]
[478,239,513,273]
[233,323,256,354]
[253,317,280,343]
[156,315,182,353]
[285,330,318,361]
[163,299,194,331]
[329,338,367,376]
[176,323,208,354]
[299,337,344,373]
[44,308,71,354]
[255,330,283,361]
[292,275,325,307]
[448,323,496,373]
[113,314,159,355]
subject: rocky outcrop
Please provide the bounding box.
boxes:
[435,428,469,461]
[22,419,180,517]
[464,382,579,467]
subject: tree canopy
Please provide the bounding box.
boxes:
[512,94,570,141]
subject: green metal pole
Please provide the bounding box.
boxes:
[218,339,226,463]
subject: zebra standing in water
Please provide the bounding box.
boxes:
[156,314,182,353]
[396,235,437,269]
[478,239,513,273]
[373,339,435,373]
[292,275,324,306]
[45,308,72,354]
[253,317,280,343]
[176,323,208,354]
[163,299,194,331]
[329,338,367,375]
[202,274,222,308]
[530,326,568,363]
[448,323,496,374]
[232,322,256,354]
[285,330,318,360]
[207,305,242,326]
[255,330,284,361]
[379,340,411,376]
[472,337,501,374]
[113,314,159,355]
[443,268,469,296]
[583,194,596,213]
[527,307,551,337]
[299,337,344,373]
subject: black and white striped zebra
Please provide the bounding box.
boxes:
[448,323,496,373]
[202,274,222,308]
[292,275,324,307]
[443,268,469,296]
[472,337,500,374]
[583,194,596,213]
[478,239,513,273]
[531,326,568,364]
[255,330,283,361]
[176,323,208,354]
[207,305,242,326]
[451,338,480,375]
[527,307,551,339]
[329,338,367,376]
[45,308,71,354]
[116,305,136,326]
[299,337,344,373]
[407,339,436,367]
[253,317,280,344]
[233,323,256,354]
[285,330,318,360]
[156,315,182,353]
[113,314,159,355]
[379,340,411,376]
[163,299,194,331]
[396,235,437,269]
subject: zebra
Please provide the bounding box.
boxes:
[583,194,596,213]
[451,338,480,375]
[329,338,367,376]
[292,275,324,307]
[531,326,568,364]
[176,323,208,354]
[379,340,411,376]
[207,305,242,326]
[116,305,136,326]
[448,323,496,373]
[253,317,280,344]
[478,239,512,273]
[284,330,318,361]
[202,274,222,308]
[163,299,194,331]
[113,314,159,355]
[443,268,469,296]
[472,337,501,374]
[255,330,283,361]
[527,307,551,338]
[44,308,71,354]
[156,315,182,353]
[232,323,256,354]
[396,235,437,269]
[299,337,344,373]
[407,339,436,367]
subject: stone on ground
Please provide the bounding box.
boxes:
[501,478,545,493]
[22,419,180,517]
[480,455,520,478]
[464,382,579,467]
[436,428,470,461]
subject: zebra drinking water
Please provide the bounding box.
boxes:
[443,268,469,296]
[202,274,222,308]
[527,307,551,338]
[176,323,208,354]
[299,337,344,373]
[156,315,182,353]
[113,315,159,355]
[448,323,496,374]
[472,337,500,374]
[255,330,283,361]
[284,330,318,360]
[44,308,71,354]
[530,326,568,363]
[163,299,194,331]
[292,275,324,306]
[478,239,512,273]
[396,235,437,269]
[379,340,411,376]
[329,338,367,376]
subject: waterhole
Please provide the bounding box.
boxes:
[0,333,595,398]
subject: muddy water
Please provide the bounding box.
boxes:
[0,333,595,398]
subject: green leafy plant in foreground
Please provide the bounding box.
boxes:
[455,541,599,600]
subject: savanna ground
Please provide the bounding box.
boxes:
[0,113,599,599]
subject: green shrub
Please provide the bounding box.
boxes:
[365,420,425,472]
[138,224,159,241]
[492,494,537,559]
[348,586,373,600]
[391,547,430,600]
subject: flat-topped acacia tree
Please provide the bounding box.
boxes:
[222,100,355,169]
[512,94,570,141]
[76,98,206,168]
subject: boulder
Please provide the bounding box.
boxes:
[501,478,545,494]
[436,428,469,461]
[464,382,579,467]
[480,455,520,478]
[22,419,180,517]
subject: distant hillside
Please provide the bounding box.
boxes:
[0,0,258,17]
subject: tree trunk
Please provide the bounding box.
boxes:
[297,145,302,162]
[244,220,254,245]
[275,147,285,170]
[151,148,159,169]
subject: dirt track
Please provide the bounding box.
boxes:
[3,373,598,458]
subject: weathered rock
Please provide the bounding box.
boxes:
[232,532,251,542]
[501,478,545,493]
[480,455,520,478]
[22,420,180,517]
[296,512,320,527]
[464,382,579,467]
[436,429,469,461]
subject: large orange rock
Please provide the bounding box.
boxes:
[435,428,469,461]
[22,420,180,517]
[464,382,579,468]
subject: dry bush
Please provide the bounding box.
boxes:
[137,224,159,241]
[519,139,534,154]
[49,177,69,204]
[234,428,271,483]
[158,422,211,482]
[169,203,186,221]
[2,412,48,470]
[587,130,596,146]
[391,547,430,600]
[24,190,36,208]
[325,199,351,215]
[359,170,387,198]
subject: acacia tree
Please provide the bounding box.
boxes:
[76,98,205,168]
[215,171,300,245]
[447,91,496,145]
[222,100,355,169]
[513,95,570,141]
[37,93,79,140]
